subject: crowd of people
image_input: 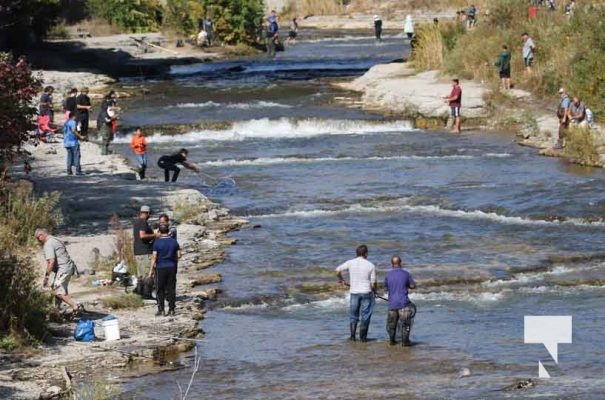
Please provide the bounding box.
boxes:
[336,245,416,346]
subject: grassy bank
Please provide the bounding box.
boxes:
[0,184,63,349]
[413,0,605,116]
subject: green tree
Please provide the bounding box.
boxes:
[87,0,163,33]
[164,0,264,45]
[0,0,61,49]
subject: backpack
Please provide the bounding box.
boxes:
[74,320,96,342]
[134,276,155,299]
[269,21,279,34]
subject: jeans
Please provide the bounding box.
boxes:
[349,292,375,326]
[65,144,81,174]
[136,154,147,178]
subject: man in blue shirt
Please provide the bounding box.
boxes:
[149,224,181,316]
[384,255,416,346]
[63,112,85,175]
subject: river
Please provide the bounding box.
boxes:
[114,33,605,399]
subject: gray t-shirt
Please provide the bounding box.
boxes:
[523,37,535,59]
[43,236,73,273]
[570,101,586,121]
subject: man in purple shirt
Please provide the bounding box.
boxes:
[384,255,417,346]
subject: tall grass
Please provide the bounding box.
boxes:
[284,0,345,17]
[410,23,445,71]
[565,126,600,165]
[0,185,63,345]
[436,0,605,116]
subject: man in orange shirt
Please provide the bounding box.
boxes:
[130,127,148,180]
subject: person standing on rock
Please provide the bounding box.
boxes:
[373,15,383,42]
[556,87,571,148]
[130,127,148,180]
[443,79,462,133]
[404,15,414,40]
[133,205,157,278]
[76,87,92,138]
[384,255,416,346]
[336,244,377,342]
[157,148,199,182]
[35,228,84,315]
[494,44,511,90]
[149,224,181,316]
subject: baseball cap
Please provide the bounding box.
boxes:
[140,205,151,213]
[558,88,565,94]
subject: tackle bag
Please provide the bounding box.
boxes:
[74,319,96,342]
[134,276,156,300]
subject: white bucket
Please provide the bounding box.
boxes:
[102,319,120,341]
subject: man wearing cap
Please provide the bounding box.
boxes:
[556,87,571,148]
[133,205,157,277]
[336,244,377,342]
[76,87,92,137]
[373,15,382,42]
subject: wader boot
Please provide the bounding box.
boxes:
[402,324,411,347]
[360,325,369,342]
[388,328,397,345]
[349,322,357,341]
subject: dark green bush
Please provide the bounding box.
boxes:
[87,0,162,33]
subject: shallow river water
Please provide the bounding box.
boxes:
[115,34,605,399]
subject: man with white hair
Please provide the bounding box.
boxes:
[35,228,83,314]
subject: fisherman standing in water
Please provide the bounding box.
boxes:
[384,255,416,346]
[336,244,377,342]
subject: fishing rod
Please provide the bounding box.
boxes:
[342,281,388,302]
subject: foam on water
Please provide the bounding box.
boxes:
[253,201,605,228]
[112,118,413,143]
[167,101,292,110]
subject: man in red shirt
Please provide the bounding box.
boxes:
[443,79,462,134]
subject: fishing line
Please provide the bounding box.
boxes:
[196,169,236,194]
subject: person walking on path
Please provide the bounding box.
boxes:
[495,44,511,90]
[157,148,199,182]
[149,224,181,316]
[133,205,157,278]
[130,127,148,180]
[443,79,463,133]
[286,17,298,45]
[336,244,377,342]
[384,255,416,346]
[76,87,92,137]
[404,15,414,40]
[63,112,86,175]
[35,228,84,315]
[521,33,535,74]
[373,15,383,42]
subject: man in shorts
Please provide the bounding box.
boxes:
[444,79,462,133]
[133,205,157,277]
[495,44,511,90]
[35,228,83,314]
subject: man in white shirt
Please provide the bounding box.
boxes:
[336,244,377,342]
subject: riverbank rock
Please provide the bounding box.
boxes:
[190,273,222,287]
[337,63,487,122]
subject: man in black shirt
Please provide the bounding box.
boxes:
[63,88,78,122]
[76,87,92,137]
[157,148,199,182]
[133,205,157,277]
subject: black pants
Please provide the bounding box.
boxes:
[78,117,89,136]
[157,158,180,182]
[155,267,177,311]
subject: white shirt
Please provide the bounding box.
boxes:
[336,256,376,294]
